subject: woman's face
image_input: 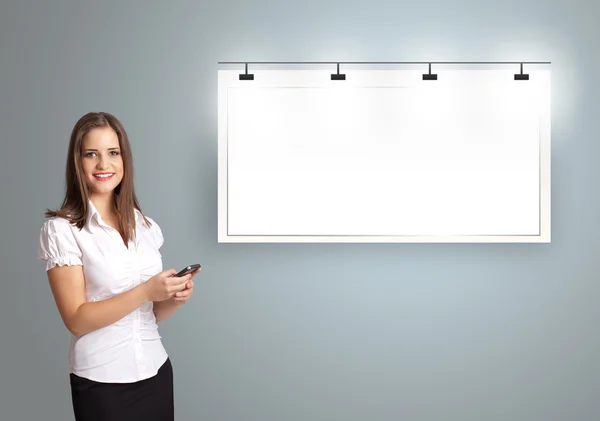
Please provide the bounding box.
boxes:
[81,126,124,198]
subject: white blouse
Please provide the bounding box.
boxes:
[38,200,169,383]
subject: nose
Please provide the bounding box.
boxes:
[96,154,109,170]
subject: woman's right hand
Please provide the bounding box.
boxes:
[142,269,192,302]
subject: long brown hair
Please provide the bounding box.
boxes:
[45,112,150,241]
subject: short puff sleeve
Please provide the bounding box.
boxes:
[146,216,164,250]
[38,218,83,271]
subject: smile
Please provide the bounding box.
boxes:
[93,173,115,181]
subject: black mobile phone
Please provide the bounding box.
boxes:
[173,264,201,277]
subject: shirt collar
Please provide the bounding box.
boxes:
[86,199,144,233]
[86,200,101,233]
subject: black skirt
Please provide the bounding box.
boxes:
[69,357,174,421]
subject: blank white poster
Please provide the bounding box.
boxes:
[218,68,550,242]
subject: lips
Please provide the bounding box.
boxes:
[93,173,115,181]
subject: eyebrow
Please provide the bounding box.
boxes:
[84,147,120,151]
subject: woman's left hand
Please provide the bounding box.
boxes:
[173,267,200,304]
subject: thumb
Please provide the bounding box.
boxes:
[163,268,178,277]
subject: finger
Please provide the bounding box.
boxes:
[174,291,190,299]
[169,282,189,294]
[175,289,192,298]
[168,273,192,285]
[163,268,178,277]
[178,274,192,286]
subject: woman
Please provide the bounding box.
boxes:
[37,111,200,421]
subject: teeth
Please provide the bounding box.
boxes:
[95,174,113,178]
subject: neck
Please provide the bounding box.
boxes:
[89,193,117,218]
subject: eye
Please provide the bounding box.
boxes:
[85,152,96,157]
[110,151,120,156]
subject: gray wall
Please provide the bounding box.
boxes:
[1,1,599,420]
